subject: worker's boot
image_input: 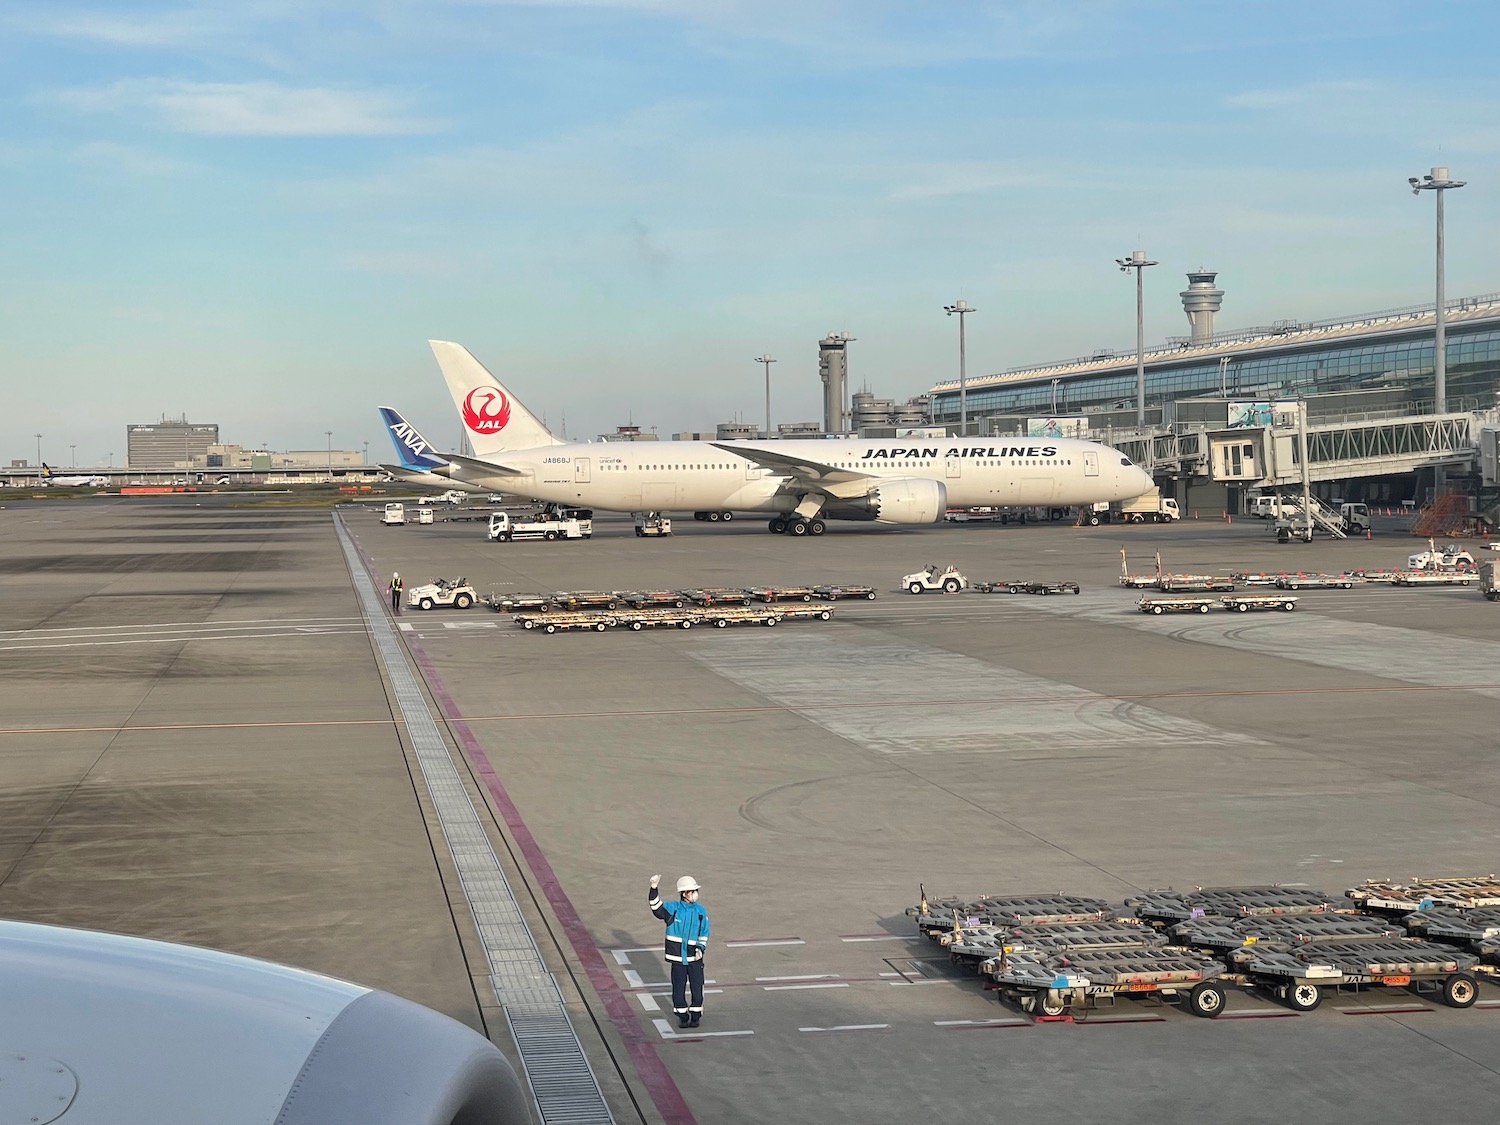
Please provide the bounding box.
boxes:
[688,1012,701,1028]
[677,1012,691,1029]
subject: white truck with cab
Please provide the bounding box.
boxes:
[418,489,467,505]
[1083,487,1179,525]
[488,511,587,542]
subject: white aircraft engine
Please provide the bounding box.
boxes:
[849,478,947,524]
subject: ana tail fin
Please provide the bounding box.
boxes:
[429,341,564,454]
[378,407,449,472]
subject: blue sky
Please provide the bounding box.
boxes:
[3,1,1498,465]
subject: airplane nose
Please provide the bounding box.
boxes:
[1132,465,1153,494]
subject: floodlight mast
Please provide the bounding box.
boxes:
[1115,250,1158,428]
[943,300,976,436]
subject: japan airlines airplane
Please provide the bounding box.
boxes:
[417,340,1155,535]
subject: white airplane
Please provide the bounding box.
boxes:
[418,340,1155,535]
[376,406,485,492]
[40,463,108,487]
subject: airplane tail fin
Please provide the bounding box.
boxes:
[429,341,564,455]
[378,407,450,472]
[41,463,54,477]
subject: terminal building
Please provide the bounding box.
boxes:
[924,276,1500,518]
[126,417,220,469]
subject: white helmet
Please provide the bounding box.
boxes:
[676,876,701,894]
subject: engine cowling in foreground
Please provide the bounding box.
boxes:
[825,478,946,524]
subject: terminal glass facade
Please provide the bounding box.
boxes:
[932,323,1500,423]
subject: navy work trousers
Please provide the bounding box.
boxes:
[671,960,704,1014]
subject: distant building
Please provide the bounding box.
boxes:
[599,425,659,442]
[127,418,219,468]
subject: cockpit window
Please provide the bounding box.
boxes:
[1120,458,1132,466]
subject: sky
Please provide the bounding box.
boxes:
[4,0,1500,466]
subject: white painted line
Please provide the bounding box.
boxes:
[637,993,660,1011]
[623,969,646,988]
[878,971,901,977]
[889,979,947,986]
[610,947,658,963]
[652,1018,753,1040]
[934,1018,1030,1027]
[763,982,849,992]
[754,974,839,982]
[646,990,725,998]
[841,935,912,943]
[397,622,414,631]
[798,1024,889,1033]
[725,939,805,948]
[1475,1000,1500,1009]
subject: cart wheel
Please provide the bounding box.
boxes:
[1442,973,1478,1008]
[1285,982,1321,1011]
[1282,601,1297,611]
[420,598,435,611]
[802,593,813,601]
[544,530,558,540]
[1237,602,1249,612]
[522,620,535,629]
[594,622,607,632]
[764,616,778,626]
[908,583,924,595]
[714,618,729,628]
[1038,991,1067,1017]
[455,594,473,609]
[680,619,694,630]
[544,623,556,634]
[819,610,831,620]
[1198,603,1209,614]
[866,591,877,600]
[1187,981,1227,1018]
[629,621,643,631]
[1151,605,1164,615]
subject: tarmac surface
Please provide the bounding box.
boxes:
[3,495,1500,1124]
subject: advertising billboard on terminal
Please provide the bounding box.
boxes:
[1227,401,1299,428]
[1026,416,1090,439]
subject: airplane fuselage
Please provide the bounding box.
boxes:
[444,437,1151,519]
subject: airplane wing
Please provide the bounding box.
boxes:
[709,442,875,497]
[444,451,529,478]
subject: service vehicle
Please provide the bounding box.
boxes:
[813,584,877,601]
[1482,561,1498,601]
[1138,595,1214,614]
[1408,542,1476,570]
[407,577,478,611]
[1391,570,1478,587]
[487,511,586,542]
[418,490,467,505]
[487,592,555,613]
[974,580,1080,595]
[1082,487,1180,525]
[1220,593,1298,612]
[745,585,818,603]
[617,590,687,609]
[1237,938,1480,1012]
[549,591,620,611]
[416,508,435,525]
[987,945,1232,1019]
[381,503,406,526]
[680,587,754,606]
[902,564,968,594]
[1273,573,1355,589]
[1159,575,1236,592]
[634,515,672,537]
[1340,502,1371,533]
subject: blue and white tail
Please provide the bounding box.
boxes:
[378,407,450,472]
[429,341,564,455]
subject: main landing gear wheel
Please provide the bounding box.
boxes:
[721,511,734,522]
[1186,981,1227,1018]
[707,511,721,521]
[769,518,788,534]
[808,519,826,536]
[1443,973,1478,1008]
[788,520,809,537]
[1284,982,1321,1011]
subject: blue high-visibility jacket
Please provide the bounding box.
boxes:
[649,884,710,963]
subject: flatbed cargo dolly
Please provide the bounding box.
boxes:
[772,605,834,623]
[515,611,618,634]
[487,592,555,613]
[908,892,1112,938]
[1273,573,1356,589]
[699,606,785,628]
[1347,875,1500,914]
[1400,905,1500,947]
[1230,572,1284,586]
[1137,595,1214,614]
[987,946,1233,1019]
[550,591,620,611]
[1182,916,1406,966]
[745,585,818,603]
[680,587,755,606]
[1390,570,1479,587]
[1130,886,1340,928]
[944,921,1154,972]
[1159,575,1236,592]
[972,580,1026,594]
[616,590,687,609]
[813,584,878,600]
[1220,593,1299,612]
[1236,937,1481,1011]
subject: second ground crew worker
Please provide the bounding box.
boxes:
[649,874,709,1028]
[388,572,403,613]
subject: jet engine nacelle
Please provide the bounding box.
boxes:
[832,478,947,524]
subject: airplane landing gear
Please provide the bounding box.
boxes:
[769,517,827,536]
[769,518,788,534]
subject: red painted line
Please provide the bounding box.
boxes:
[351,525,698,1125]
[1217,1010,1300,1020]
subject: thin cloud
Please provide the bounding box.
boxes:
[70,141,196,178]
[1226,80,1377,111]
[5,5,234,47]
[42,79,446,136]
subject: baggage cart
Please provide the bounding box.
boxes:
[988,946,1232,1019]
[1138,595,1214,614]
[1273,573,1355,589]
[617,590,687,609]
[1238,938,1481,1011]
[550,591,620,610]
[1346,875,1500,914]
[1219,593,1298,612]
[680,587,755,606]
[745,585,818,603]
[1130,886,1340,928]
[1159,575,1236,592]
[813,584,877,601]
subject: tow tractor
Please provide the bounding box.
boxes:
[407,577,477,611]
[902,565,968,594]
[1220,593,1298,612]
[1408,541,1476,570]
[634,514,673,537]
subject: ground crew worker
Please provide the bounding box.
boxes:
[649,874,709,1028]
[388,571,403,613]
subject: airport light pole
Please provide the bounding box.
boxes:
[943,300,975,436]
[35,434,42,468]
[1116,250,1158,427]
[1409,167,1465,415]
[753,354,776,437]
[70,444,76,469]
[325,431,333,480]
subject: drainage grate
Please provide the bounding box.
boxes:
[337,519,613,1124]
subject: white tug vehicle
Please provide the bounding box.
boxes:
[407,577,478,611]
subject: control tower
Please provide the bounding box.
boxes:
[1180,270,1225,344]
[818,332,853,434]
